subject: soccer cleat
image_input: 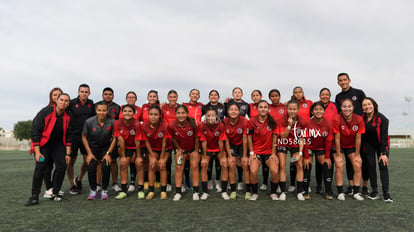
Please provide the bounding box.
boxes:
[249,193,259,201]
[230,191,237,200]
[367,191,380,200]
[353,193,364,201]
[346,186,354,196]
[88,191,97,200]
[270,193,279,201]
[383,193,393,203]
[96,185,102,192]
[137,191,145,199]
[221,192,230,200]
[160,191,168,200]
[259,184,267,191]
[200,193,209,200]
[166,184,172,192]
[276,185,281,194]
[362,187,369,197]
[146,192,155,200]
[43,188,53,199]
[288,186,296,193]
[52,193,64,202]
[173,193,182,201]
[101,190,109,200]
[297,192,305,201]
[143,182,149,190]
[237,182,244,191]
[279,192,286,201]
[215,181,222,193]
[207,180,213,190]
[128,184,136,193]
[244,192,252,200]
[69,186,80,195]
[337,193,346,201]
[155,182,161,189]
[303,193,310,200]
[325,193,334,200]
[115,192,128,199]
[111,184,121,192]
[192,192,200,201]
[24,196,39,206]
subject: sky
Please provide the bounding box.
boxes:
[1,1,413,135]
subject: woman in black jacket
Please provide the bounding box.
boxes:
[361,97,393,203]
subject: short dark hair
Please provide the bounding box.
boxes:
[103,87,114,94]
[78,84,90,90]
[337,73,350,80]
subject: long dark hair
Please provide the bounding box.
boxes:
[257,100,276,129]
[148,90,160,104]
[362,97,379,123]
[48,87,63,106]
[175,104,196,129]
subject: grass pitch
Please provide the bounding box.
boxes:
[0,149,413,231]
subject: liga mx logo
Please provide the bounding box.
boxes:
[187,131,194,136]
[352,125,359,132]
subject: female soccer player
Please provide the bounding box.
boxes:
[361,97,393,202]
[168,105,201,201]
[141,105,171,200]
[223,102,249,200]
[202,90,225,191]
[249,89,262,118]
[114,105,142,200]
[268,89,287,123]
[277,100,308,201]
[141,90,160,122]
[25,93,72,206]
[333,99,365,201]
[247,100,281,201]
[200,107,228,200]
[305,102,334,200]
[183,89,203,125]
[82,102,116,200]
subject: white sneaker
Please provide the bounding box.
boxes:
[249,193,259,201]
[181,186,186,193]
[288,186,296,192]
[259,184,267,191]
[237,182,244,190]
[111,184,121,192]
[276,185,281,194]
[207,180,213,190]
[166,184,172,192]
[353,193,364,201]
[96,185,102,192]
[58,190,64,196]
[215,180,222,192]
[221,192,230,200]
[279,192,286,201]
[270,193,279,201]
[193,192,200,201]
[43,188,53,199]
[337,193,346,201]
[128,184,136,192]
[297,192,305,201]
[200,192,209,200]
[173,193,182,201]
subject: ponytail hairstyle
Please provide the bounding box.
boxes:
[175,104,196,129]
[148,90,160,104]
[257,100,276,130]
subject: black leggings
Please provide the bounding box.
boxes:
[361,144,390,193]
[31,143,66,196]
[88,151,111,191]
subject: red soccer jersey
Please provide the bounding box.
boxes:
[168,120,201,151]
[248,116,282,155]
[269,103,287,123]
[162,104,177,124]
[323,102,338,123]
[119,105,142,121]
[223,116,249,146]
[297,99,313,120]
[278,115,308,148]
[141,121,171,151]
[333,113,365,148]
[249,103,258,119]
[183,102,203,124]
[114,118,141,149]
[308,118,334,159]
[200,122,227,152]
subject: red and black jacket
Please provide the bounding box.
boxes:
[30,105,73,153]
[362,112,390,155]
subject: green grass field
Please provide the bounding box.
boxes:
[0,149,413,231]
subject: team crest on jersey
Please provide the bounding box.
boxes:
[237,128,243,134]
[279,109,285,114]
[158,132,164,138]
[266,126,272,131]
[88,104,91,108]
[112,109,116,112]
[215,131,220,137]
[75,104,79,108]
[130,129,136,135]
[322,131,328,137]
[352,125,359,132]
[93,128,97,132]
[352,96,357,101]
[218,109,223,113]
[187,131,194,136]
[107,126,111,131]
[241,105,246,110]
[303,103,308,108]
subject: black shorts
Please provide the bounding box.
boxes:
[110,146,119,159]
[91,149,106,160]
[310,149,325,157]
[277,146,299,155]
[141,148,148,159]
[207,152,219,157]
[71,137,86,157]
[230,144,243,157]
[255,154,271,165]
[125,149,135,158]
[342,147,356,156]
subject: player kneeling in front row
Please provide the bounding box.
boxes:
[82,102,117,200]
